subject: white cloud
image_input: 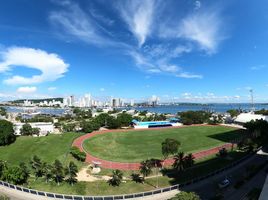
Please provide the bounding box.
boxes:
[178,11,225,53]
[48,87,57,91]
[129,50,202,78]
[0,47,68,85]
[49,1,113,46]
[117,0,155,47]
[100,88,105,92]
[17,86,37,93]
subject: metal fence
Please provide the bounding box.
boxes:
[0,148,260,200]
[0,180,179,200]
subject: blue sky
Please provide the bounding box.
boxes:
[0,0,268,103]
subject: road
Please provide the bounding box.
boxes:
[182,151,268,200]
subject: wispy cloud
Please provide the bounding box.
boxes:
[49,1,114,46]
[178,11,225,53]
[48,87,57,91]
[159,8,226,54]
[17,86,37,93]
[48,0,226,79]
[250,65,266,70]
[116,0,156,47]
[0,47,69,85]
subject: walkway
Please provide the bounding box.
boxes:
[72,125,234,170]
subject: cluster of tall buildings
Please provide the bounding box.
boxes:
[63,94,133,108]
[21,94,160,108]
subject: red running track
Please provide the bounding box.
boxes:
[72,125,234,170]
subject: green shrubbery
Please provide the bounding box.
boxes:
[178,111,211,125]
[70,147,86,161]
[0,120,16,146]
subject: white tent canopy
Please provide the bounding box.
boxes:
[234,112,268,124]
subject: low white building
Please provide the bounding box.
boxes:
[234,112,268,124]
[14,122,54,136]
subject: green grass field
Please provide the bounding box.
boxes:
[0,133,82,166]
[83,126,244,162]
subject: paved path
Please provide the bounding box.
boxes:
[72,125,234,170]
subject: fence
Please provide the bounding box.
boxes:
[0,181,179,200]
[0,148,260,200]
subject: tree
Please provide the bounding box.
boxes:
[139,160,153,178]
[42,162,53,183]
[169,191,200,200]
[131,173,144,183]
[63,123,76,132]
[70,146,86,161]
[30,155,43,180]
[2,166,28,184]
[0,120,16,146]
[0,160,7,179]
[65,162,78,186]
[184,153,195,168]
[19,162,30,184]
[173,152,185,171]
[0,107,7,117]
[178,111,211,125]
[52,159,64,185]
[80,120,100,133]
[108,170,123,186]
[31,127,40,136]
[227,109,240,118]
[116,113,133,127]
[162,138,180,163]
[20,123,33,136]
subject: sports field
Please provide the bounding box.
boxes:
[0,133,82,166]
[83,126,244,162]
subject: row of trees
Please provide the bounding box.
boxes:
[30,155,78,186]
[178,111,211,125]
[0,156,78,186]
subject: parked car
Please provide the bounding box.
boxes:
[218,179,230,188]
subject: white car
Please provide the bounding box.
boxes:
[218,179,230,188]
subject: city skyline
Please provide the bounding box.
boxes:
[1,0,268,103]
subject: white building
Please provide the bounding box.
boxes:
[14,122,54,136]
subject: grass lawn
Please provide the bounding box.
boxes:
[0,133,83,167]
[27,150,248,195]
[83,126,244,162]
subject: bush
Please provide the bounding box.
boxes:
[70,146,86,161]
[178,111,211,125]
[0,120,16,146]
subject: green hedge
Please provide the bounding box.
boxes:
[70,146,86,162]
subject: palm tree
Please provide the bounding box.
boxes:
[0,160,7,178]
[65,161,78,186]
[42,162,53,183]
[30,155,43,180]
[173,152,185,171]
[139,160,152,178]
[52,160,64,186]
[184,153,195,168]
[108,170,123,186]
[19,162,30,183]
[131,173,144,183]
